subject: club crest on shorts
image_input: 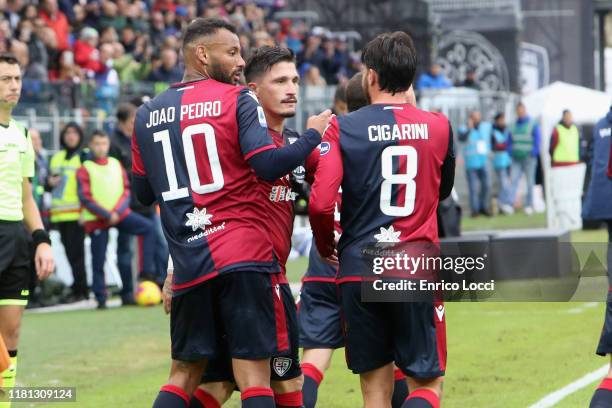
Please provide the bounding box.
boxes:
[273,357,292,377]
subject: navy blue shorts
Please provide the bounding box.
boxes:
[597,301,612,356]
[339,282,447,378]
[200,281,301,382]
[171,272,291,362]
[298,281,344,349]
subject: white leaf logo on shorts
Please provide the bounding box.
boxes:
[435,305,445,322]
[273,357,292,377]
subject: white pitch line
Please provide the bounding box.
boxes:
[527,365,608,408]
[566,302,599,314]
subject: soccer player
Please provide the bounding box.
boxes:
[299,72,412,408]
[309,32,455,408]
[186,45,321,408]
[131,19,329,408]
[586,108,612,407]
[0,52,54,407]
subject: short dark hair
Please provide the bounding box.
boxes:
[90,129,109,140]
[244,46,295,83]
[361,31,417,95]
[116,103,137,123]
[0,52,19,66]
[345,72,368,112]
[182,18,237,50]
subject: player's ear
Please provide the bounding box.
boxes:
[247,82,258,93]
[195,44,208,66]
[367,68,377,88]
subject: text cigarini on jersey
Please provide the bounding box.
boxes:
[367,123,429,142]
[145,101,222,128]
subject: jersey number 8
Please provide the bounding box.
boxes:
[380,145,417,216]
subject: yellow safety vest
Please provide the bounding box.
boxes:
[553,124,580,163]
[81,157,125,222]
[49,150,82,222]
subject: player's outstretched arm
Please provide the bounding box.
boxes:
[309,116,343,257]
[439,122,456,200]
[247,110,331,181]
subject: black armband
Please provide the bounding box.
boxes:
[32,229,51,248]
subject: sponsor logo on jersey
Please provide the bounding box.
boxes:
[272,357,292,377]
[292,165,306,182]
[269,186,297,202]
[185,207,213,231]
[600,127,611,138]
[320,141,331,156]
[257,106,268,127]
[373,225,401,243]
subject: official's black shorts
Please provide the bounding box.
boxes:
[298,281,344,349]
[201,281,301,383]
[0,221,31,305]
[339,282,446,378]
[597,301,612,356]
[171,272,293,363]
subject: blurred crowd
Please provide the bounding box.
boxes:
[1,0,366,115]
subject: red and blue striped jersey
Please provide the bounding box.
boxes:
[309,103,454,280]
[132,78,281,293]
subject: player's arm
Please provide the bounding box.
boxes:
[439,122,456,200]
[21,134,54,279]
[236,88,329,181]
[131,129,156,206]
[304,147,320,185]
[309,117,343,257]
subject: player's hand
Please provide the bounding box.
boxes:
[35,243,54,280]
[162,273,173,315]
[323,249,339,266]
[109,212,120,226]
[306,109,333,135]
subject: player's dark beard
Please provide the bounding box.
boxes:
[208,60,237,85]
[280,97,297,117]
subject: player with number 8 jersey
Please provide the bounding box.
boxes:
[309,31,455,408]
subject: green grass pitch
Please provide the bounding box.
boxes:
[10,214,612,407]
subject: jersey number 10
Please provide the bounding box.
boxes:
[380,145,417,216]
[154,124,225,201]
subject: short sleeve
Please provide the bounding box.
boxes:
[22,131,35,178]
[236,88,275,160]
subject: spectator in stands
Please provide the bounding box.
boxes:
[94,42,120,114]
[459,110,492,217]
[99,0,126,32]
[39,0,69,52]
[73,27,102,75]
[253,30,274,48]
[460,68,479,89]
[149,11,166,49]
[113,42,151,82]
[77,130,155,309]
[99,26,119,46]
[297,27,326,71]
[15,18,49,69]
[48,123,88,302]
[416,62,452,91]
[303,64,326,86]
[509,102,541,215]
[49,49,83,82]
[550,109,580,167]
[146,46,181,84]
[492,112,514,215]
[12,40,47,82]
